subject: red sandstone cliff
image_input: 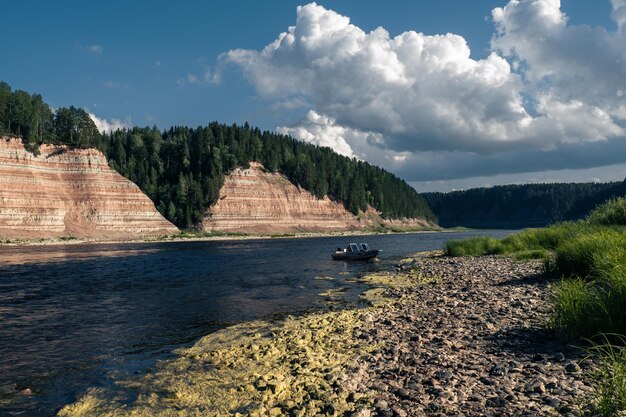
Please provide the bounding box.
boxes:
[0,137,178,239]
[202,162,431,233]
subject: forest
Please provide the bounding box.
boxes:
[0,81,434,228]
[423,181,626,228]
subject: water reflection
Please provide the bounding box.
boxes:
[0,245,161,266]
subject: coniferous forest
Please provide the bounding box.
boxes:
[423,181,626,228]
[0,81,434,228]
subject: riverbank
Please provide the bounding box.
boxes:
[58,252,593,417]
[0,226,447,247]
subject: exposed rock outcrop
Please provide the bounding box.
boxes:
[0,137,178,239]
[202,163,360,233]
[202,162,432,233]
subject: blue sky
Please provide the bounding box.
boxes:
[2,0,625,191]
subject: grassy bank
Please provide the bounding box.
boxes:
[445,197,626,415]
[445,199,626,338]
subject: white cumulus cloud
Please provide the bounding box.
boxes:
[221,1,626,183]
[88,113,131,134]
[277,110,357,158]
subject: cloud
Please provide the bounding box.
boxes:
[613,0,626,31]
[178,67,220,87]
[88,112,131,133]
[278,110,358,158]
[221,1,626,183]
[85,44,103,56]
[491,0,626,130]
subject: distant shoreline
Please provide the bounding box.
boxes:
[0,226,472,247]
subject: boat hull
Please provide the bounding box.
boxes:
[331,249,379,261]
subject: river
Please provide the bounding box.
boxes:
[0,230,512,416]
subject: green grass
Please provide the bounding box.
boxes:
[551,278,603,338]
[161,230,250,240]
[445,198,626,414]
[512,249,551,262]
[444,236,504,256]
[588,198,626,226]
[552,229,626,279]
[444,222,596,258]
[583,334,626,416]
[445,197,626,339]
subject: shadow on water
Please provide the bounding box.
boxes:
[0,230,513,416]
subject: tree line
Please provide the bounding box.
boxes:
[0,81,434,228]
[101,124,435,228]
[423,181,626,228]
[0,82,103,153]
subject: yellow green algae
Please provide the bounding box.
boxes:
[58,260,434,417]
[59,310,377,417]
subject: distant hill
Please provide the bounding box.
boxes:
[0,81,435,229]
[422,181,626,229]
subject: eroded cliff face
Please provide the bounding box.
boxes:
[202,163,360,233]
[202,162,432,233]
[0,137,178,239]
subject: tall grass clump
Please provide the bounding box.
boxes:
[551,278,603,338]
[502,223,572,251]
[444,222,591,257]
[588,197,626,226]
[553,230,626,279]
[551,230,626,336]
[583,334,626,416]
[444,237,504,256]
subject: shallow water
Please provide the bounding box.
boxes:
[0,230,512,416]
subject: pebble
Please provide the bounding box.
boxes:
[346,255,591,416]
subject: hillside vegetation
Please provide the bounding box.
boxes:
[0,81,434,228]
[423,182,626,228]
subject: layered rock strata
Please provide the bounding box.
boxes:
[202,162,362,233]
[0,137,177,239]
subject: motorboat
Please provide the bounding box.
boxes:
[332,243,380,261]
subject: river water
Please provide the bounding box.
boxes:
[0,230,511,416]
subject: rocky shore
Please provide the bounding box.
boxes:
[59,253,593,417]
[355,254,592,417]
